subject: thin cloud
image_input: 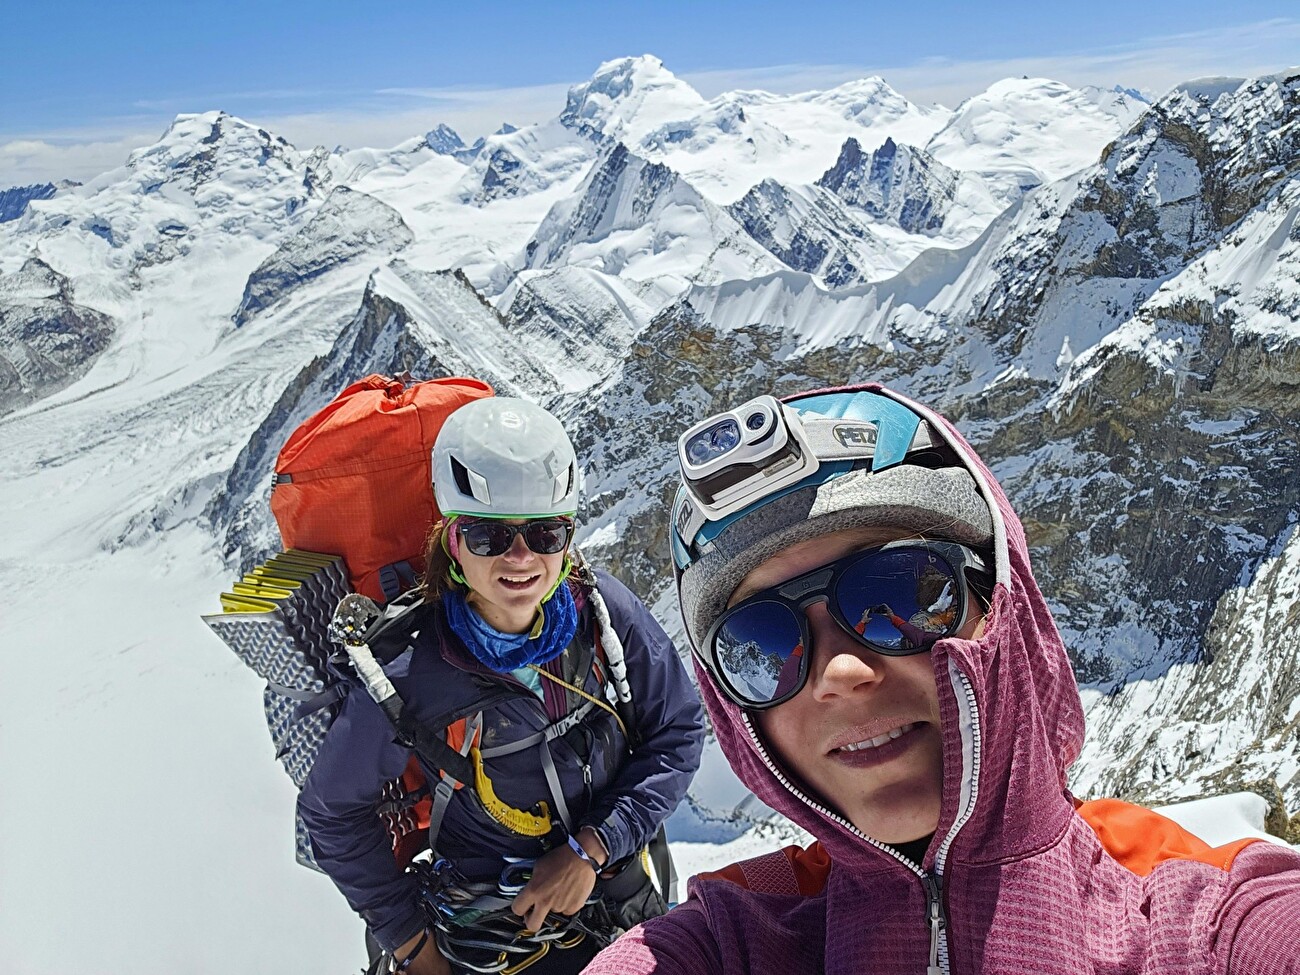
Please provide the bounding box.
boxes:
[3,18,1297,187]
[677,17,1300,106]
[0,133,158,187]
[131,87,346,112]
[374,82,571,105]
[257,82,570,153]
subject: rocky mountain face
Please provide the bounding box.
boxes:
[817,137,958,234]
[723,136,1003,288]
[578,69,1300,812]
[0,182,58,223]
[4,58,1297,829]
[514,140,781,313]
[726,178,880,287]
[233,186,414,325]
[424,123,467,157]
[496,266,648,389]
[0,256,115,415]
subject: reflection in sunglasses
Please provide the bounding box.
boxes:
[706,542,989,709]
[772,643,804,701]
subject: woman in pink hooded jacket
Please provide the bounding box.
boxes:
[585,384,1300,975]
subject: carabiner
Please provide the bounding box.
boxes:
[498,857,536,897]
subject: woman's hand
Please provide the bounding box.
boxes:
[392,929,450,975]
[510,833,602,931]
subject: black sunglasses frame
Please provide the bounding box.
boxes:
[457,518,574,557]
[702,540,990,711]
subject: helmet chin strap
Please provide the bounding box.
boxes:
[528,554,573,639]
[443,518,470,588]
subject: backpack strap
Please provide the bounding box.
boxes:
[270,681,349,723]
[479,696,602,833]
[392,710,475,785]
[425,712,481,854]
[736,850,801,894]
[697,842,831,896]
[377,561,419,602]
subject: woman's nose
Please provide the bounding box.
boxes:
[502,531,532,560]
[804,603,885,701]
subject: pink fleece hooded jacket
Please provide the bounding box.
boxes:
[586,385,1300,975]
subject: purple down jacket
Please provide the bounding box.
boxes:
[584,385,1300,975]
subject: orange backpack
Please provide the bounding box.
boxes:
[700,799,1263,895]
[271,374,493,601]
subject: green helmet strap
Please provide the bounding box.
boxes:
[529,555,574,638]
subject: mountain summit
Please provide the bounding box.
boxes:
[560,55,708,144]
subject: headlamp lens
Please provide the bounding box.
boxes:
[685,418,741,466]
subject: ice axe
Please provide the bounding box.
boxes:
[328,593,404,724]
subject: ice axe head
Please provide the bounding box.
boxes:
[329,593,382,647]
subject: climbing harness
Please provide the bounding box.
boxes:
[411,857,617,974]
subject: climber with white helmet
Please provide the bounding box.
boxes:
[300,397,704,975]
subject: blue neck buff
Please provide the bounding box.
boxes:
[443,582,578,673]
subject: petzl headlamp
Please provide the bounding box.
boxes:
[677,396,818,515]
[673,390,941,569]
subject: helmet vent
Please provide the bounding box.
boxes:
[450,456,492,505]
[450,456,473,497]
[552,463,574,505]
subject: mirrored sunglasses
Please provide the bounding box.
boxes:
[704,541,989,710]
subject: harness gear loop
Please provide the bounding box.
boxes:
[412,857,614,975]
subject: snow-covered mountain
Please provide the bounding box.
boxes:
[926,77,1149,202]
[604,68,1300,811]
[3,54,1296,975]
[0,256,115,412]
[724,135,1006,287]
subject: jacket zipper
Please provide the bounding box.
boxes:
[929,663,984,975]
[922,873,945,975]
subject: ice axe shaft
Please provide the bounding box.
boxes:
[329,593,403,723]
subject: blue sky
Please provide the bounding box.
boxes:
[2,1,1297,186]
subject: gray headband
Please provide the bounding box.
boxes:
[677,463,994,651]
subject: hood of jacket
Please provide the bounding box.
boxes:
[693,383,1087,875]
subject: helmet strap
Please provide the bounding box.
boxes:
[442,518,469,588]
[528,554,573,639]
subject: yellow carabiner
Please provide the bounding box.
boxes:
[471,747,552,837]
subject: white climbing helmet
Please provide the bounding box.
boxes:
[433,397,581,518]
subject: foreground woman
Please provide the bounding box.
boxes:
[587,383,1300,974]
[300,397,703,975]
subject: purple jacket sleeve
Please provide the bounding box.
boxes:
[578,571,705,866]
[1215,843,1300,974]
[297,687,426,953]
[584,900,722,974]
